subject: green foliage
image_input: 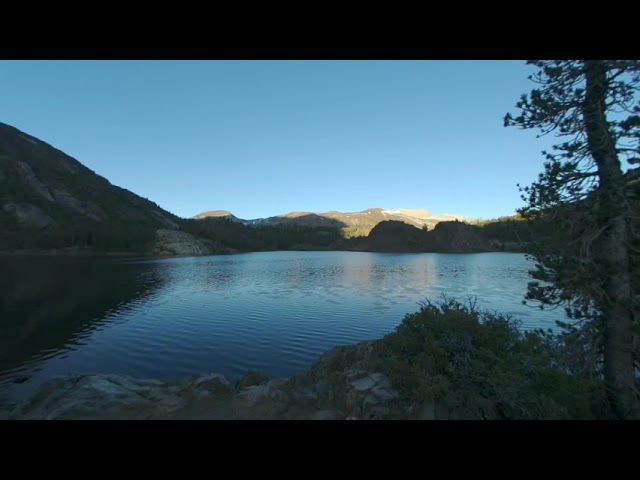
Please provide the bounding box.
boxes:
[0,223,157,253]
[505,61,640,417]
[342,225,368,238]
[381,297,606,419]
[180,217,346,253]
[476,216,537,248]
[504,60,640,313]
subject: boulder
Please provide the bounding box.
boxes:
[236,370,269,389]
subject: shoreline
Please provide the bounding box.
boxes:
[0,340,408,420]
[0,247,526,258]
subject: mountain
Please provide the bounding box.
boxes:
[193,210,242,222]
[0,122,178,230]
[0,122,179,251]
[193,207,467,236]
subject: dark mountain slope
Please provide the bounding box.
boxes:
[0,122,178,230]
[0,122,179,252]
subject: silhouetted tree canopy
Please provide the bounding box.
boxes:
[505,60,640,419]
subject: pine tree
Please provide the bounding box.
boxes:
[505,60,640,418]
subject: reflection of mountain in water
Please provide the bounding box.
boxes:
[0,257,165,377]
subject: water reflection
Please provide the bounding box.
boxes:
[0,252,565,405]
[0,257,164,384]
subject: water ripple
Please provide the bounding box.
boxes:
[0,252,566,403]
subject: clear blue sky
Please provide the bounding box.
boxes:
[0,60,556,220]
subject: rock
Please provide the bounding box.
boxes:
[421,401,436,420]
[7,340,403,420]
[11,161,54,202]
[236,370,269,389]
[152,229,215,256]
[51,188,107,222]
[231,380,294,419]
[193,373,231,394]
[308,409,340,420]
[3,202,56,229]
[306,341,400,419]
[351,376,377,391]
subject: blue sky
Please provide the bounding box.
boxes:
[0,60,556,220]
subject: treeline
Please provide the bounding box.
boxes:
[476,217,533,247]
[0,223,157,253]
[473,215,556,251]
[0,207,562,256]
[180,217,347,252]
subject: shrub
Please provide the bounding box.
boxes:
[381,296,607,419]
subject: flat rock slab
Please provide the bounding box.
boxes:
[351,376,377,391]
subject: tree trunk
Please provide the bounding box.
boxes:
[583,60,640,419]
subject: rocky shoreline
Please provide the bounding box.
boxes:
[0,341,407,420]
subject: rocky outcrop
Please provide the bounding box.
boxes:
[356,220,428,252]
[152,229,216,256]
[1,341,401,420]
[2,202,56,229]
[355,220,498,254]
[236,370,269,389]
[426,220,495,253]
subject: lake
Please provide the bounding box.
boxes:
[0,251,566,404]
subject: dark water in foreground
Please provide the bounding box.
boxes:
[0,251,565,404]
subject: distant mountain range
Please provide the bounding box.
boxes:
[194,208,468,236]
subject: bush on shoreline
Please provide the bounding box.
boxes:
[381,296,608,419]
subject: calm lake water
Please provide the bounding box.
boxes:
[0,251,566,404]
